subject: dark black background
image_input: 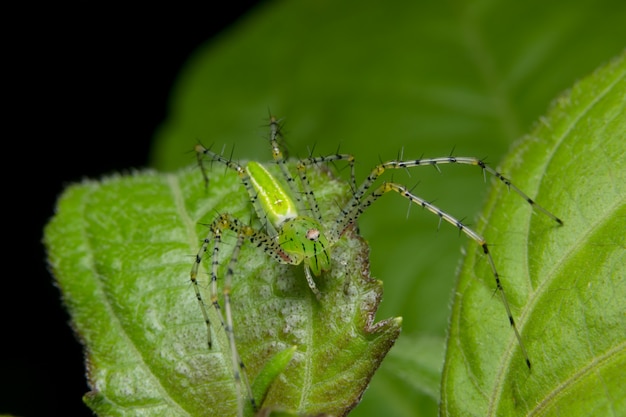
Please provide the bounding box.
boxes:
[4,4,262,416]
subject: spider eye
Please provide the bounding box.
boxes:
[306,228,321,241]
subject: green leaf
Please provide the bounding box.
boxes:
[442,53,626,415]
[44,164,401,417]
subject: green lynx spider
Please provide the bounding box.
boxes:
[190,116,563,416]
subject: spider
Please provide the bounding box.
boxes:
[190,116,562,416]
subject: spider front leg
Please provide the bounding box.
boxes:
[350,181,533,367]
[191,212,302,416]
[190,213,258,416]
[213,228,256,415]
[332,157,563,369]
[388,156,562,224]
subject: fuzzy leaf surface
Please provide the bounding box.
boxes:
[44,163,401,417]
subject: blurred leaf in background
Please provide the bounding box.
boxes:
[149,1,625,415]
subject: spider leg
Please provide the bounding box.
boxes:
[330,156,562,368]
[191,213,294,415]
[340,180,532,368]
